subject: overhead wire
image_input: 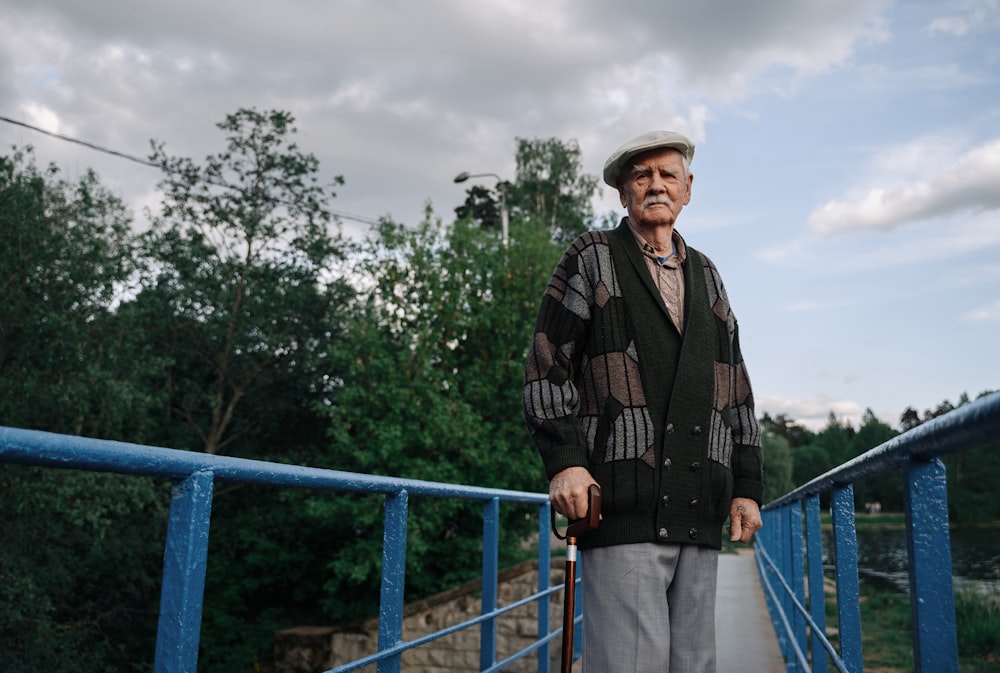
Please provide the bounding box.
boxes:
[0,114,382,226]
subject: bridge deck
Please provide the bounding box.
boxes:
[715,550,786,673]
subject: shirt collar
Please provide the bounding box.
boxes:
[625,218,687,266]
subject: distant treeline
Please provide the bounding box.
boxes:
[759,393,1000,521]
[1,110,995,673]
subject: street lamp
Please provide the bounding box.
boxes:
[453,171,509,248]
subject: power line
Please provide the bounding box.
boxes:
[1,113,160,169]
[0,114,382,226]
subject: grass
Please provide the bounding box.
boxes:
[819,583,1000,672]
[955,590,1000,668]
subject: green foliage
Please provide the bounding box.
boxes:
[825,585,1000,673]
[760,412,814,449]
[0,147,158,439]
[761,432,794,503]
[454,182,505,230]
[141,108,351,455]
[318,210,564,621]
[0,466,168,673]
[944,441,1000,523]
[790,443,831,487]
[196,485,373,669]
[955,590,1000,663]
[850,409,901,510]
[509,137,599,245]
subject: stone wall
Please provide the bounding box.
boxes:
[274,558,571,673]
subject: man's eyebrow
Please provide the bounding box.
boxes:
[629,162,679,176]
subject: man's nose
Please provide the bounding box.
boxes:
[647,175,667,192]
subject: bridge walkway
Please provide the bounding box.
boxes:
[715,550,785,673]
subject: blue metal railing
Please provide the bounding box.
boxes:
[756,391,1000,673]
[0,426,581,673]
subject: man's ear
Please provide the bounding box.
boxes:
[682,173,694,205]
[617,184,627,208]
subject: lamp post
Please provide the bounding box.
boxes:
[453,171,509,248]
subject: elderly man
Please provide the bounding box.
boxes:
[523,130,764,673]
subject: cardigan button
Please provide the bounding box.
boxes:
[663,458,672,469]
[688,528,699,539]
[690,461,701,472]
[691,425,702,435]
[665,423,675,434]
[689,498,699,508]
[662,495,671,506]
[658,528,669,539]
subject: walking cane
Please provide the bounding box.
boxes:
[553,483,601,673]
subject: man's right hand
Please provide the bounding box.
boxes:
[549,466,599,521]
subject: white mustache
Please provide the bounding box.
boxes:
[642,195,674,208]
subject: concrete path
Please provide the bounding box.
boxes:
[715,550,787,673]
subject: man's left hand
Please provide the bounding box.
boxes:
[728,497,763,543]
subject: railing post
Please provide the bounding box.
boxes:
[777,503,794,665]
[758,508,788,659]
[378,490,408,673]
[831,484,863,673]
[788,502,807,673]
[537,501,552,673]
[805,494,828,673]
[904,457,959,673]
[481,497,500,671]
[154,470,214,673]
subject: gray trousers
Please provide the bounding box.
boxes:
[580,543,719,673]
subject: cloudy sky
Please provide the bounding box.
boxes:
[3,0,998,431]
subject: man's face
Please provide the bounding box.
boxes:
[618,147,693,229]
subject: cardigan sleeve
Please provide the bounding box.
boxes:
[729,318,765,505]
[701,251,765,505]
[522,243,593,480]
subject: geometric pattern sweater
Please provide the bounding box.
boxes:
[523,219,763,550]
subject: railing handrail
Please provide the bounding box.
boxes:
[0,425,548,504]
[766,391,1000,510]
[757,390,1000,673]
[0,424,569,673]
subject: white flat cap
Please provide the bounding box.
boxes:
[602,130,695,188]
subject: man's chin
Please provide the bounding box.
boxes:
[634,212,677,228]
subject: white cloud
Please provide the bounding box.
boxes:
[21,103,60,133]
[757,395,865,430]
[928,0,1000,36]
[928,16,970,36]
[808,138,1000,234]
[0,0,898,232]
[962,299,1000,322]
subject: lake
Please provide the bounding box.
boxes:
[822,524,1000,595]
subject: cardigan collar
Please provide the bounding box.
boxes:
[609,218,696,327]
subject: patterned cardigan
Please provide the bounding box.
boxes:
[523,219,762,549]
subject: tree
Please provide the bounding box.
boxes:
[791,443,832,488]
[454,183,505,231]
[509,137,600,245]
[760,412,814,449]
[815,412,856,468]
[140,108,352,456]
[762,432,794,503]
[850,408,900,510]
[0,147,156,438]
[899,406,921,432]
[316,202,566,622]
[0,147,166,673]
[941,391,1000,523]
